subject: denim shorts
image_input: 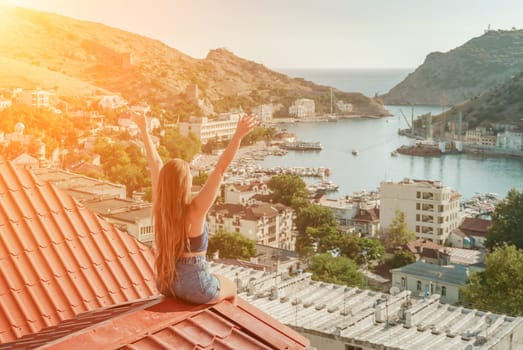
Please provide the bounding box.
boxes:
[173,256,220,304]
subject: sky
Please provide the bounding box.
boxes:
[4,0,523,69]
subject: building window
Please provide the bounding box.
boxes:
[441,286,446,296]
[416,280,422,291]
[401,277,406,289]
[416,191,421,199]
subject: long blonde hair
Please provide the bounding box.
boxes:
[154,159,192,296]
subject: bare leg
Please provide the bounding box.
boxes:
[208,274,237,305]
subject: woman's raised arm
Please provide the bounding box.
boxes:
[131,110,164,196]
[190,114,257,216]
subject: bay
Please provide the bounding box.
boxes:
[260,113,522,201]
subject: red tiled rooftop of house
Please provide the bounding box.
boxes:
[459,217,492,237]
[353,208,379,222]
[0,156,158,343]
[0,156,311,349]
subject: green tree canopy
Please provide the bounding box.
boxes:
[208,230,257,259]
[485,189,523,250]
[339,235,385,265]
[268,174,309,210]
[295,204,338,256]
[386,250,416,269]
[460,244,523,316]
[309,253,365,287]
[383,210,416,250]
[162,128,201,161]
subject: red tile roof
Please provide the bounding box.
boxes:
[0,156,158,343]
[353,208,380,222]
[459,217,492,237]
[18,298,309,350]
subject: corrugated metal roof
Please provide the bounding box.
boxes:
[0,156,158,343]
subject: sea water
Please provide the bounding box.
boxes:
[262,69,523,199]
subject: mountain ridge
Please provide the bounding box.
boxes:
[0,5,389,118]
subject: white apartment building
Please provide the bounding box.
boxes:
[15,89,53,108]
[178,113,240,144]
[0,99,12,110]
[380,179,461,245]
[335,100,353,113]
[224,182,271,205]
[288,98,315,119]
[252,103,274,123]
[208,203,295,250]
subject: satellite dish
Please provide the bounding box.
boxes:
[390,287,400,296]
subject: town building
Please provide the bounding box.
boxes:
[208,203,295,250]
[448,217,492,249]
[14,89,54,108]
[380,179,461,245]
[252,103,274,123]
[464,127,497,146]
[178,113,241,144]
[289,98,315,119]
[98,94,127,110]
[32,167,127,201]
[352,208,380,237]
[82,197,154,245]
[212,262,523,350]
[391,260,473,305]
[11,152,39,170]
[497,130,523,151]
[0,98,12,110]
[224,181,271,205]
[335,100,353,113]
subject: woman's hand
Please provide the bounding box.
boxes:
[234,114,258,140]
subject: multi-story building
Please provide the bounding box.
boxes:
[464,127,497,146]
[335,100,353,113]
[14,89,54,108]
[0,98,12,110]
[380,179,461,245]
[223,181,270,205]
[178,113,240,144]
[208,203,295,250]
[288,98,315,119]
[252,103,274,123]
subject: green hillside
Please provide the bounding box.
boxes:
[381,29,523,106]
[0,5,388,118]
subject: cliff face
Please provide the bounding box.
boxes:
[380,30,523,106]
[0,6,389,116]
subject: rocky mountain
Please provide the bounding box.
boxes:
[444,71,523,128]
[381,29,523,106]
[0,5,388,117]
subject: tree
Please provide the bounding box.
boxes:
[485,189,523,250]
[162,128,201,161]
[339,235,385,265]
[383,210,416,250]
[308,253,365,287]
[192,171,208,186]
[386,250,416,269]
[295,204,338,256]
[268,174,309,210]
[208,230,257,259]
[460,244,523,316]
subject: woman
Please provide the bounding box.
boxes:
[133,111,257,304]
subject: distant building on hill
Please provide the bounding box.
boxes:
[336,100,353,113]
[289,98,315,119]
[253,103,274,122]
[178,113,241,144]
[380,179,461,245]
[0,98,12,110]
[14,89,55,108]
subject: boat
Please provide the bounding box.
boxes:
[391,150,398,157]
[281,141,323,151]
[352,149,359,156]
[327,88,338,122]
